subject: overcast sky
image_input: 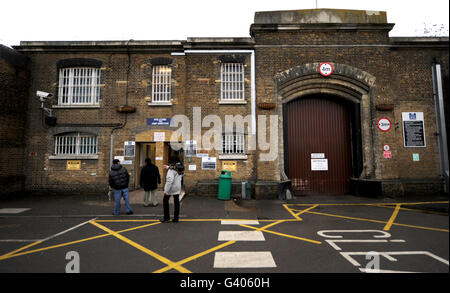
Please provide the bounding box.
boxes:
[1,0,449,47]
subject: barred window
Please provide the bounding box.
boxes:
[58,68,101,106]
[54,132,98,156]
[152,65,172,102]
[222,133,245,154]
[220,63,244,101]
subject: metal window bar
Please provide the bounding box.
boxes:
[58,68,100,106]
[54,133,98,155]
[221,63,244,101]
[222,133,245,154]
[152,65,171,102]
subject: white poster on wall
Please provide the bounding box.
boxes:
[311,159,328,171]
[154,132,165,142]
[402,112,426,147]
[202,157,216,170]
[124,141,135,157]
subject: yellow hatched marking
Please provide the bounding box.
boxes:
[294,204,319,217]
[0,221,161,261]
[302,210,449,233]
[283,204,303,220]
[239,220,322,245]
[285,201,448,207]
[90,221,191,273]
[153,241,236,273]
[1,240,44,258]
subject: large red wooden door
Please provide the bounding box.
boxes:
[285,96,352,194]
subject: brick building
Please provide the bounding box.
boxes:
[0,45,30,196]
[1,9,449,198]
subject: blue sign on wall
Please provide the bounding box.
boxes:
[147,118,172,126]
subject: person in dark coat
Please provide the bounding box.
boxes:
[140,158,161,207]
[109,159,133,215]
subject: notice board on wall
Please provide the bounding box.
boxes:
[402,112,426,147]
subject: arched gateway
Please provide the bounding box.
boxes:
[276,63,377,195]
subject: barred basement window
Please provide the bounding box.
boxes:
[221,63,244,101]
[58,68,101,106]
[222,133,245,154]
[54,132,98,156]
[152,65,172,102]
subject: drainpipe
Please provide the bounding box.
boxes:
[432,60,449,193]
[108,40,132,199]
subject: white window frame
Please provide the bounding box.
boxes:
[53,132,98,156]
[58,67,101,106]
[152,65,172,103]
[220,63,245,101]
[222,133,245,155]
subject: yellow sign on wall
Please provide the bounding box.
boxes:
[222,161,237,172]
[66,160,81,170]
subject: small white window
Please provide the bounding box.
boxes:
[222,133,245,154]
[54,132,98,156]
[220,63,244,101]
[58,68,101,106]
[152,65,172,103]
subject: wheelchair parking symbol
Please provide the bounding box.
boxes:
[317,230,449,273]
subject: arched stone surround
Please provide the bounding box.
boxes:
[275,63,378,180]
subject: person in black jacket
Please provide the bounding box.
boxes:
[140,158,161,207]
[109,159,133,215]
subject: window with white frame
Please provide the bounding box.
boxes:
[58,68,101,106]
[152,65,172,103]
[222,133,245,154]
[220,63,245,101]
[54,132,98,156]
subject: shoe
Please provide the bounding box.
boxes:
[152,203,159,207]
[113,212,119,216]
[159,218,170,223]
[126,211,133,215]
[172,219,179,223]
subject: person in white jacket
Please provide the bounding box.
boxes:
[160,161,184,223]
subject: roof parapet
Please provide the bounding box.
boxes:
[254,9,388,24]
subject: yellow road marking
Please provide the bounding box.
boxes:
[0,240,44,258]
[153,241,236,273]
[302,210,449,232]
[96,219,160,222]
[239,223,322,244]
[376,204,449,216]
[259,220,285,230]
[285,201,448,207]
[90,221,191,273]
[283,204,303,220]
[2,200,447,263]
[0,221,161,261]
[383,204,402,231]
[294,204,319,217]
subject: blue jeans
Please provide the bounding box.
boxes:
[113,188,132,215]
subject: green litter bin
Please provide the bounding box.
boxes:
[218,170,232,200]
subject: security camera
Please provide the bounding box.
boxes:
[37,90,53,100]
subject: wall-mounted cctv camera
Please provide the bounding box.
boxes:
[37,90,53,101]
